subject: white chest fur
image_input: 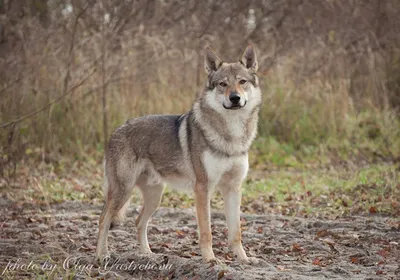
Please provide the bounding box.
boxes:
[202,150,249,187]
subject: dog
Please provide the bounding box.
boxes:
[96,45,262,264]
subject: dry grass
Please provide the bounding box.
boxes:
[1,1,400,177]
[1,59,400,178]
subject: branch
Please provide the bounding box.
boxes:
[0,69,96,129]
[0,76,23,97]
[63,1,91,95]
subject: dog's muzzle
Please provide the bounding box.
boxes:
[223,91,246,110]
[223,101,247,110]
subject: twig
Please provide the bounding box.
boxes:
[101,16,108,148]
[63,1,90,95]
[0,76,23,97]
[0,69,96,129]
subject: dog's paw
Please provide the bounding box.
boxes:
[139,244,154,255]
[140,248,154,255]
[238,256,259,265]
[95,253,110,264]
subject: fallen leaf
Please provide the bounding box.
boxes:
[292,243,304,252]
[350,257,359,264]
[376,269,386,275]
[377,248,390,258]
[316,229,329,238]
[277,265,285,271]
[224,253,233,261]
[28,217,37,223]
[78,245,91,252]
[176,230,185,239]
[285,195,293,201]
[312,258,321,265]
[323,239,339,254]
[276,265,292,271]
[322,238,335,246]
[218,270,226,280]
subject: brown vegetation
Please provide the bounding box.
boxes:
[1,1,400,167]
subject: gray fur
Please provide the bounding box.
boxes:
[96,45,262,264]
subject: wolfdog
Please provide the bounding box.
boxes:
[96,45,262,264]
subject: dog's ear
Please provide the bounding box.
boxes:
[240,45,258,72]
[204,47,222,75]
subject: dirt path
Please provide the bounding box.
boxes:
[1,200,399,279]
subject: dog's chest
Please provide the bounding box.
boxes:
[202,150,248,186]
[226,115,247,139]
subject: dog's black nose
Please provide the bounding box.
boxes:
[229,92,241,104]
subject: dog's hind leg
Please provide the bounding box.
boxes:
[96,161,137,260]
[96,185,134,259]
[110,198,130,229]
[135,183,164,254]
[96,202,114,260]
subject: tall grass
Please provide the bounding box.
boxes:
[2,62,399,165]
[1,2,400,173]
[259,74,399,155]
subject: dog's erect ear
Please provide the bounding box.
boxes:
[240,45,258,72]
[204,47,222,75]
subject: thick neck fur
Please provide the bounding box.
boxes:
[191,88,261,157]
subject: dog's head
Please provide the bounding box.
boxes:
[203,45,261,112]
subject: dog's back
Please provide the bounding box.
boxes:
[103,114,195,202]
[106,115,184,178]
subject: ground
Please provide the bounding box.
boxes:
[0,153,399,279]
[1,199,399,279]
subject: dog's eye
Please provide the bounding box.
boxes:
[239,80,247,85]
[219,82,227,87]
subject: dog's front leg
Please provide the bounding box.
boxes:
[194,182,217,263]
[221,185,259,265]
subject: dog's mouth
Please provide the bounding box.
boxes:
[223,101,247,110]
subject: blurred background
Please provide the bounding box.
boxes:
[0,0,399,216]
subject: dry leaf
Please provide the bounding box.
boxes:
[350,257,359,264]
[292,243,304,252]
[377,248,390,258]
[316,229,329,238]
[176,230,185,239]
[276,265,292,271]
[312,258,321,265]
[376,269,386,275]
[322,238,335,246]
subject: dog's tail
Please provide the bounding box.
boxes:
[102,157,130,228]
[102,158,109,202]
